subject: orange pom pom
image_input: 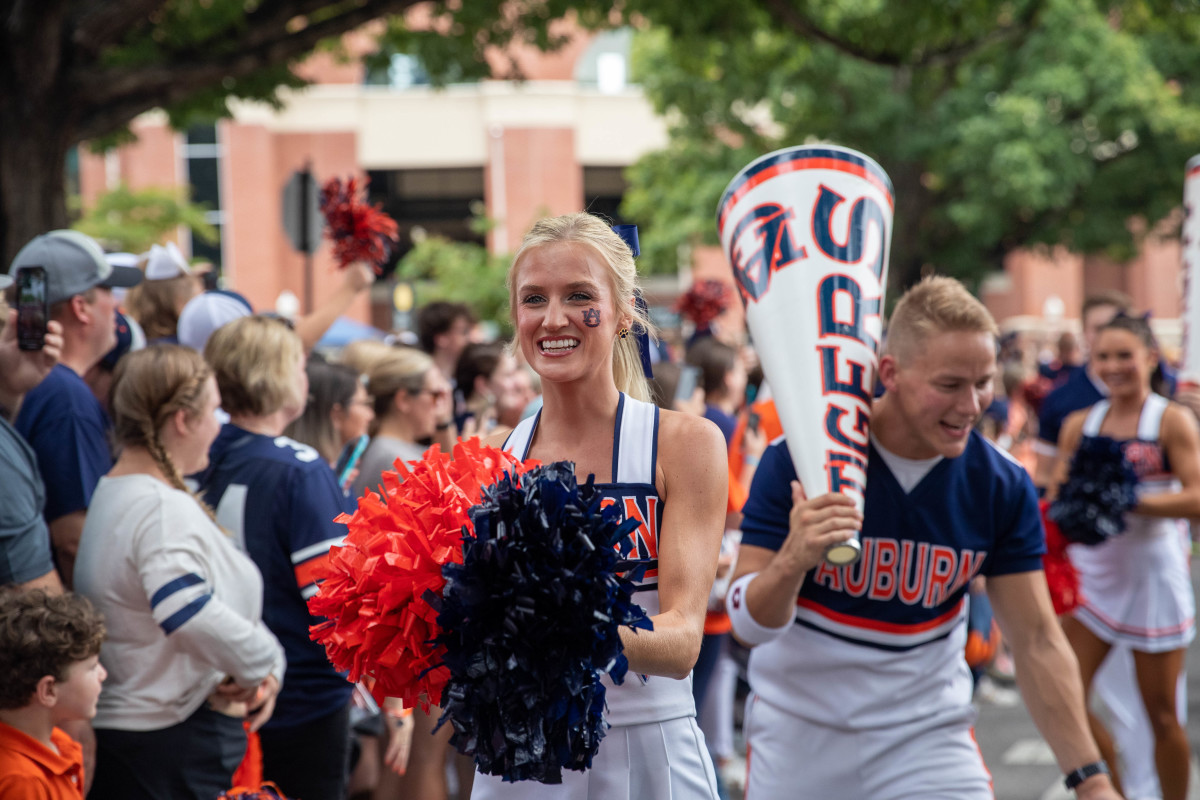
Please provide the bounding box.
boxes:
[308,438,537,710]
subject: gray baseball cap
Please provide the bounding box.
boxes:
[8,230,142,304]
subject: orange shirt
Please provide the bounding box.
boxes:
[0,722,84,800]
[728,399,783,505]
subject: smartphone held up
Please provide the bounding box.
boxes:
[16,266,49,351]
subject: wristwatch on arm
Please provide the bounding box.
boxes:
[1064,760,1108,792]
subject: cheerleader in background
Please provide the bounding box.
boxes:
[1051,313,1200,800]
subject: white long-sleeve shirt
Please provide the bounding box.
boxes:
[76,474,285,731]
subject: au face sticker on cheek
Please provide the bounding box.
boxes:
[582,308,601,327]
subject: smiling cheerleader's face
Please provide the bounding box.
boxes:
[512,241,629,388]
[882,330,996,459]
[1094,327,1156,399]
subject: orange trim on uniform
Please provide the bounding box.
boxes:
[294,553,332,590]
[970,726,994,793]
[704,610,732,635]
[795,596,964,635]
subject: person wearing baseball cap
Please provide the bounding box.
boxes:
[123,242,207,344]
[176,288,254,353]
[83,311,147,415]
[8,229,142,590]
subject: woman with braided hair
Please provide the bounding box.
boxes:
[74,345,285,800]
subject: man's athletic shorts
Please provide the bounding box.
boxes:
[744,693,992,800]
[471,716,719,800]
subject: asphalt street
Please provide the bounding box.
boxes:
[974,564,1200,800]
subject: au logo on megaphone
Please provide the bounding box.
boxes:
[728,203,804,303]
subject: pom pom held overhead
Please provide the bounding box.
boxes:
[320,175,399,273]
[675,279,732,331]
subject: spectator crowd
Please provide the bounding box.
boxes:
[0,223,1194,800]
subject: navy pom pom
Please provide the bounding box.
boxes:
[432,462,653,784]
[1048,435,1139,546]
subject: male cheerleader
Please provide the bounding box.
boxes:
[729,276,1119,799]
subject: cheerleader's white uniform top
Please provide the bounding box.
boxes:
[470,393,718,800]
[1068,394,1196,652]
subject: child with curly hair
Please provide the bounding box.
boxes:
[0,589,106,799]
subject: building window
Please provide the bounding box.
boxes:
[364,52,480,89]
[183,124,224,272]
[367,168,486,262]
[365,53,432,88]
[575,29,634,93]
[583,167,629,225]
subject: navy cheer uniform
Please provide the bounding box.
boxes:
[738,431,1045,799]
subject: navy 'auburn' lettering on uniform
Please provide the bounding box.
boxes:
[740,432,1044,729]
[600,494,660,580]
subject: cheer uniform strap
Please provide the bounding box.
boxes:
[612,394,659,486]
[1081,401,1110,437]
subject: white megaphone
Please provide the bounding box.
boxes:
[1181,155,1200,387]
[717,144,894,565]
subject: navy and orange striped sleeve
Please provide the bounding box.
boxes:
[286,463,349,601]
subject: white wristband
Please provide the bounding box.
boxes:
[727,572,792,646]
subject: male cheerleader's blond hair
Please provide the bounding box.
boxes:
[109,345,220,524]
[508,213,655,403]
[885,275,999,362]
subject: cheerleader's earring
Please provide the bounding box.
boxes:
[617,328,630,339]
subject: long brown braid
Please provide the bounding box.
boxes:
[110,345,221,526]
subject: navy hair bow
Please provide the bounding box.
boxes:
[611,225,654,380]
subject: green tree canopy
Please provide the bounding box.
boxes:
[72,185,216,254]
[6,0,1199,298]
[396,234,513,336]
[616,0,1200,293]
[0,0,426,266]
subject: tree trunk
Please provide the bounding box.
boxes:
[0,120,72,270]
[884,160,930,302]
[0,1,74,269]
